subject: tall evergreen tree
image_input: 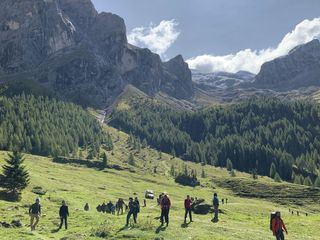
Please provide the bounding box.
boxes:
[128,153,135,166]
[1,152,30,198]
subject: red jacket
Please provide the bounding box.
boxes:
[160,197,171,209]
[184,199,192,209]
[272,217,287,235]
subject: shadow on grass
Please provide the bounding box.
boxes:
[0,190,20,202]
[155,225,167,234]
[116,225,129,233]
[181,222,191,228]
[50,228,60,233]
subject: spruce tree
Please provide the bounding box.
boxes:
[226,158,233,171]
[269,162,277,179]
[274,172,281,182]
[1,152,30,198]
[102,152,108,169]
[201,169,206,178]
[314,176,320,188]
[128,153,135,166]
[303,177,312,186]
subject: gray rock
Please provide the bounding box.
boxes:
[0,0,194,108]
[1,221,11,228]
[254,39,320,90]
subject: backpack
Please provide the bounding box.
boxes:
[270,212,276,231]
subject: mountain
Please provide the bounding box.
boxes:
[0,0,194,107]
[192,70,255,89]
[254,39,320,89]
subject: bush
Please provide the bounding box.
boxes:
[175,174,200,187]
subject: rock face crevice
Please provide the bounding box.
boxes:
[254,39,320,89]
[0,0,194,107]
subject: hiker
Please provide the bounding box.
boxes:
[297,211,299,216]
[226,198,228,204]
[221,198,224,204]
[84,203,89,211]
[184,195,193,223]
[143,199,147,207]
[101,202,107,213]
[157,193,164,205]
[59,200,69,230]
[212,193,219,222]
[29,197,41,231]
[96,204,102,212]
[126,197,138,226]
[271,211,288,240]
[116,198,126,215]
[160,193,171,226]
[107,201,115,214]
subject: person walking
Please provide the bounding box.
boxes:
[126,197,138,226]
[160,193,171,226]
[184,195,193,223]
[212,193,219,222]
[29,198,41,231]
[134,197,140,220]
[272,211,288,240]
[116,198,125,215]
[59,200,69,230]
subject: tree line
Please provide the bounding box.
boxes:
[110,97,320,187]
[0,94,105,157]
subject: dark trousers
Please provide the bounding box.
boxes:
[184,208,192,222]
[59,216,67,229]
[276,231,285,240]
[161,208,169,225]
[126,211,137,225]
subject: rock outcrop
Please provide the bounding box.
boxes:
[254,39,320,89]
[0,0,194,107]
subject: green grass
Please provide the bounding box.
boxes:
[0,125,319,239]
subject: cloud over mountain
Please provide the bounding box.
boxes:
[187,18,320,73]
[128,19,180,57]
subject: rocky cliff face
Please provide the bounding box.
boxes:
[254,39,320,89]
[0,0,194,107]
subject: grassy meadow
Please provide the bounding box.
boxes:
[0,125,319,240]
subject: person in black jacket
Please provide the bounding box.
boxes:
[29,198,41,231]
[126,197,138,226]
[59,200,69,230]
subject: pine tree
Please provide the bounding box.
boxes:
[226,158,233,171]
[303,176,312,186]
[274,172,281,182]
[102,152,108,169]
[171,148,176,159]
[1,152,30,199]
[201,169,206,178]
[170,164,176,177]
[314,176,320,188]
[269,162,277,178]
[158,151,162,160]
[128,153,135,166]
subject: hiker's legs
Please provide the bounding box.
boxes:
[276,231,285,240]
[160,209,165,225]
[59,217,63,229]
[126,211,132,225]
[214,206,219,220]
[30,215,35,230]
[33,215,39,229]
[64,216,68,229]
[165,209,169,225]
[133,212,137,223]
[184,209,188,222]
[189,209,192,222]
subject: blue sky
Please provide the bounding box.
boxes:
[91,0,320,73]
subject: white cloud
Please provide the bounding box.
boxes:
[128,20,180,57]
[187,18,320,74]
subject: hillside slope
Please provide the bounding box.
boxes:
[0,125,319,240]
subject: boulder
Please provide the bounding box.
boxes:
[11,219,23,228]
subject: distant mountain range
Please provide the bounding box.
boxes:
[0,0,319,108]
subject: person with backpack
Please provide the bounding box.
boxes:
[184,195,193,224]
[134,197,140,216]
[271,211,288,240]
[212,193,219,222]
[84,203,89,211]
[126,197,138,226]
[160,193,171,226]
[29,198,41,231]
[59,200,69,230]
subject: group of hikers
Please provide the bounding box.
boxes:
[28,192,288,239]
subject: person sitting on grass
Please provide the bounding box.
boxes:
[58,200,69,230]
[29,197,41,231]
[272,211,288,240]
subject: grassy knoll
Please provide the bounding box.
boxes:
[0,125,319,240]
